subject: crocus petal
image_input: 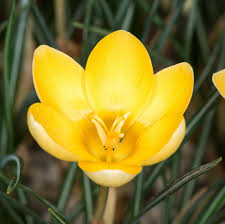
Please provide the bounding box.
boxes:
[84,30,153,123]
[78,161,141,187]
[212,69,225,98]
[27,103,96,162]
[121,114,184,165]
[141,118,185,165]
[33,45,90,121]
[139,63,193,126]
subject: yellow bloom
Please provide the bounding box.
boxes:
[27,30,194,187]
[213,69,225,98]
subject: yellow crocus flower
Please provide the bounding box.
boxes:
[213,69,225,98]
[27,30,194,187]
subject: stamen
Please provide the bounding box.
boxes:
[113,112,130,133]
[91,118,107,145]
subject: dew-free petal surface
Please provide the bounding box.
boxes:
[33,45,90,121]
[121,114,183,165]
[212,69,225,98]
[79,161,142,187]
[84,30,154,124]
[27,103,96,162]
[141,117,185,165]
[139,62,193,125]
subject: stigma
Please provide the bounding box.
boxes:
[91,112,130,162]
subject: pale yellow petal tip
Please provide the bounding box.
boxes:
[84,169,138,187]
[212,69,225,98]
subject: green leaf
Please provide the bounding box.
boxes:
[0,197,24,224]
[57,163,77,211]
[73,22,110,36]
[9,0,31,110]
[0,172,69,223]
[0,154,23,194]
[195,5,210,63]
[48,208,69,224]
[31,2,56,47]
[184,0,197,61]
[144,161,167,193]
[184,90,219,142]
[130,168,145,222]
[2,0,16,153]
[80,0,95,66]
[113,0,131,29]
[180,110,215,208]
[195,184,225,224]
[155,0,185,52]
[141,0,160,43]
[82,172,93,224]
[132,158,222,223]
[193,30,225,94]
[121,1,135,30]
[98,0,114,28]
[180,176,225,224]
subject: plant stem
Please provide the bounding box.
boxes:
[103,188,117,224]
[93,186,109,223]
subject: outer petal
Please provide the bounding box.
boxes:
[78,161,141,187]
[139,63,193,126]
[141,118,185,165]
[84,30,153,123]
[212,69,225,98]
[27,103,96,162]
[122,114,184,165]
[33,45,90,121]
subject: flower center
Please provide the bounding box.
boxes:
[91,112,130,162]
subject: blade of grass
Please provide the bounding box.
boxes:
[98,0,114,28]
[57,163,77,211]
[121,1,135,30]
[132,157,222,223]
[195,5,210,63]
[9,0,31,109]
[113,0,131,29]
[181,176,225,224]
[129,168,145,222]
[184,89,220,142]
[0,191,46,224]
[141,0,160,43]
[155,0,185,52]
[67,2,84,38]
[68,202,84,222]
[73,22,110,36]
[82,172,93,224]
[31,2,56,47]
[48,208,69,224]
[0,154,23,194]
[166,151,180,222]
[80,0,94,66]
[144,161,167,193]
[184,0,197,61]
[193,30,225,94]
[197,184,225,224]
[0,172,69,223]
[2,0,16,153]
[0,20,8,36]
[180,110,215,208]
[0,198,25,224]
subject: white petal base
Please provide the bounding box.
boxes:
[84,169,137,187]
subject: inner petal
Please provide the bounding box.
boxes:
[86,112,143,163]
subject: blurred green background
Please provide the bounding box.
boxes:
[0,0,225,223]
